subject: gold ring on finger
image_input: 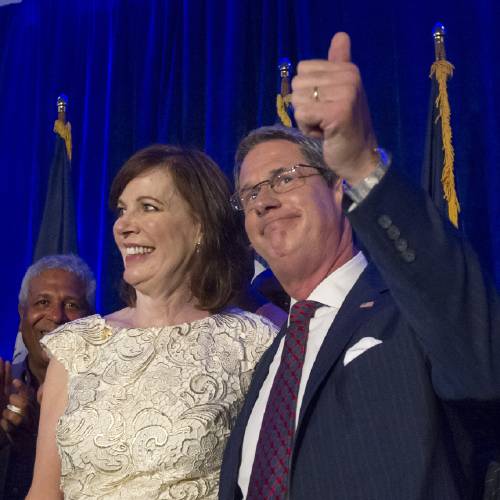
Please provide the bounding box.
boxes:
[6,404,24,417]
[312,86,320,102]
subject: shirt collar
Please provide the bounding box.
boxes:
[290,251,368,311]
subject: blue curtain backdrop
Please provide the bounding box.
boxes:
[1,0,499,358]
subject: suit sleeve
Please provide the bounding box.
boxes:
[346,167,500,402]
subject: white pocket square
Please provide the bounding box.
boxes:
[343,337,383,366]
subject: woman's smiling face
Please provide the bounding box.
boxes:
[113,167,201,299]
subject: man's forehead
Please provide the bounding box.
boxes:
[28,269,85,296]
[239,140,306,186]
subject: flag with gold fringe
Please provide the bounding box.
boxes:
[421,24,460,228]
[33,95,78,259]
[13,95,78,365]
[276,58,294,128]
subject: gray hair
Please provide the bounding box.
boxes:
[18,254,96,309]
[233,125,336,189]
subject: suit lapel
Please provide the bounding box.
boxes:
[297,264,388,428]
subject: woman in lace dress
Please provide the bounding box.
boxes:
[27,145,277,500]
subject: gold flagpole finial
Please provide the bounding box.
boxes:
[57,94,68,124]
[433,23,446,61]
[278,58,292,96]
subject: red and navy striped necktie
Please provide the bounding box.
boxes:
[247,300,323,499]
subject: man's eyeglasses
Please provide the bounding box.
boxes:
[230,164,330,212]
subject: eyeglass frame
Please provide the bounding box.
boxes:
[230,163,334,212]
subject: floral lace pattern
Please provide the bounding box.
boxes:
[42,310,276,499]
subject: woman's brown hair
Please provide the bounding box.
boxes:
[109,144,253,312]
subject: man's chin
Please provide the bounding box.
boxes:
[262,240,295,263]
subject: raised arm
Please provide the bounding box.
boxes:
[26,357,68,500]
[292,31,500,401]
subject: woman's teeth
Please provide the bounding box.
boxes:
[126,246,154,255]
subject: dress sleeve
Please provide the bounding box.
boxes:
[240,314,277,367]
[236,313,277,396]
[40,315,106,375]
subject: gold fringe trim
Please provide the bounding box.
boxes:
[53,119,72,161]
[276,94,292,128]
[430,60,460,227]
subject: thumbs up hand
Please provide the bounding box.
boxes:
[291,32,379,185]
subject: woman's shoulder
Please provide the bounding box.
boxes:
[211,307,279,345]
[40,314,111,373]
[41,314,112,350]
[209,309,278,374]
[45,313,104,335]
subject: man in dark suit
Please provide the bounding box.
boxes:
[219,32,500,499]
[0,254,94,499]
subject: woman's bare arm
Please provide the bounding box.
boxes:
[26,357,68,499]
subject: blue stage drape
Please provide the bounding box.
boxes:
[1,0,499,358]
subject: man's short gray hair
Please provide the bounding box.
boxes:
[233,125,337,189]
[18,254,96,309]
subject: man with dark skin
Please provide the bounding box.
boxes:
[0,254,95,499]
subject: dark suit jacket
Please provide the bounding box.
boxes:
[219,169,500,500]
[0,359,39,500]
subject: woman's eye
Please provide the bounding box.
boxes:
[35,299,49,306]
[143,203,158,212]
[115,207,125,218]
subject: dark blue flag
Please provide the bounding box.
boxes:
[33,115,77,259]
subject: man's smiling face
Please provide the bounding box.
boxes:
[239,139,346,291]
[19,268,90,374]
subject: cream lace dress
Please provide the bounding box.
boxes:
[41,310,276,499]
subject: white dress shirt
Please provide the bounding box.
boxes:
[238,252,368,497]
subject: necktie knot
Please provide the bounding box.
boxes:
[290,300,323,326]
